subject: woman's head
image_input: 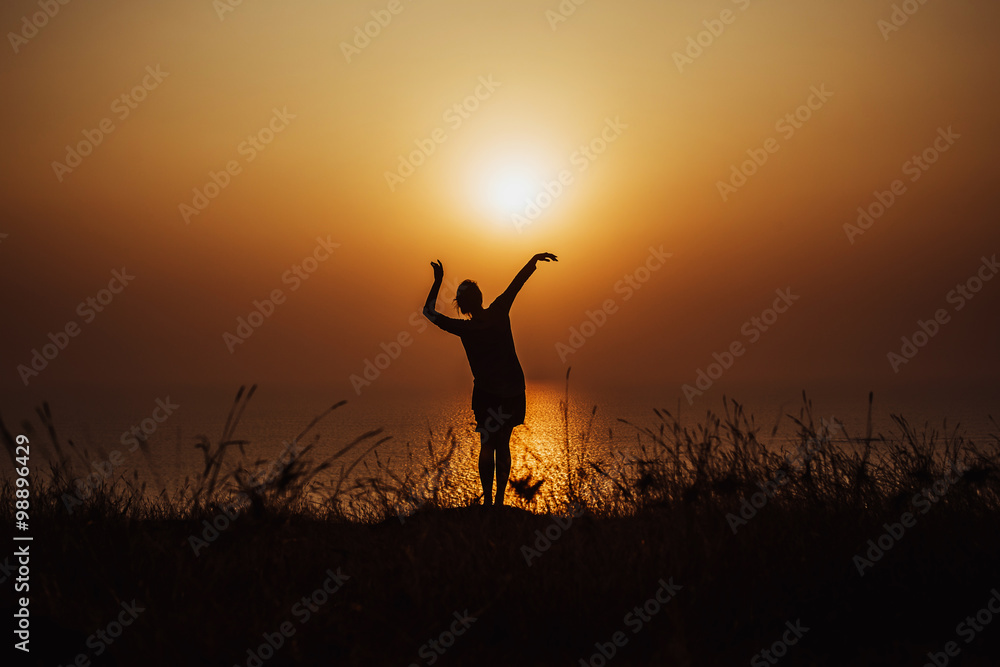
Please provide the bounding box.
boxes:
[454,280,483,316]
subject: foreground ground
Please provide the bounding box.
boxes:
[6,390,1000,665]
[8,499,1000,666]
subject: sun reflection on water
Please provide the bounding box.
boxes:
[393,383,626,514]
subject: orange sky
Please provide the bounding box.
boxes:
[2,0,998,407]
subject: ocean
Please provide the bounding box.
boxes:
[2,382,997,506]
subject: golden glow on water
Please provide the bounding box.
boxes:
[30,383,997,517]
[400,383,622,512]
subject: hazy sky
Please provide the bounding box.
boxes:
[2,0,998,409]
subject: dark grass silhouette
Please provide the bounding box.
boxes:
[3,375,1000,666]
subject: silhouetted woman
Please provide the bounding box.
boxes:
[423,253,558,507]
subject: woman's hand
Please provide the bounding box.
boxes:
[431,260,444,281]
[532,253,558,264]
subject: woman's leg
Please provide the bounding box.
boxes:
[478,433,494,506]
[494,426,513,506]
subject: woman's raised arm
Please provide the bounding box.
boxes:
[495,252,558,310]
[422,260,444,320]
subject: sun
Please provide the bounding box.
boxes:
[448,137,566,231]
[464,153,552,226]
[488,168,541,216]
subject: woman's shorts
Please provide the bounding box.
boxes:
[471,386,526,435]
